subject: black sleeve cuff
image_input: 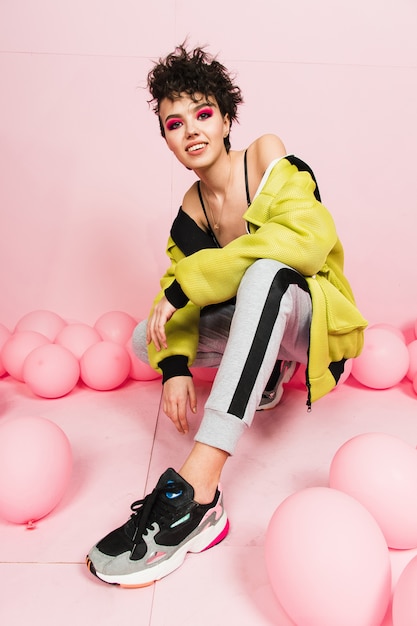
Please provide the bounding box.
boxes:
[158,355,193,383]
[164,279,189,309]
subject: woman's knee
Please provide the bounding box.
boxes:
[239,259,294,295]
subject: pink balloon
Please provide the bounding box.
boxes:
[15,310,67,341]
[55,323,101,360]
[415,318,417,340]
[0,323,11,376]
[406,340,417,381]
[330,432,417,549]
[1,331,50,381]
[23,344,80,398]
[351,327,409,389]
[125,340,161,381]
[94,311,137,345]
[265,487,391,626]
[392,555,417,626]
[413,375,417,396]
[369,323,406,343]
[0,416,72,524]
[80,341,130,390]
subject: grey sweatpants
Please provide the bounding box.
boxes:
[133,259,312,455]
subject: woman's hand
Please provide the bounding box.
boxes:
[162,376,197,434]
[146,295,177,351]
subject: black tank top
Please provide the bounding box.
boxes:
[197,150,251,248]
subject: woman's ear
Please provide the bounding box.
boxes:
[223,113,231,138]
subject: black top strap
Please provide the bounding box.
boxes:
[244,149,251,206]
[197,180,210,227]
[197,181,220,247]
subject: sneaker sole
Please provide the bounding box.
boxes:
[86,511,230,588]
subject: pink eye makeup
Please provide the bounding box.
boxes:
[197,107,214,120]
[164,102,216,131]
[166,118,183,131]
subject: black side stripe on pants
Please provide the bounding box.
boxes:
[227,268,309,419]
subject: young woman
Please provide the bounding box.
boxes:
[87,44,367,588]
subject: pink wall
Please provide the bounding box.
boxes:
[1,0,416,335]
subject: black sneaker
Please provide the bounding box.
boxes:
[257,360,297,411]
[86,468,229,588]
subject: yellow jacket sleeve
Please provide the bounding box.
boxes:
[147,239,201,372]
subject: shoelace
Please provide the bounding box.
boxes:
[129,481,184,544]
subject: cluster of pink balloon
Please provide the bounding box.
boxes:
[0,309,160,398]
[1,313,416,399]
[265,432,417,626]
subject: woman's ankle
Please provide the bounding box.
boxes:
[179,442,229,504]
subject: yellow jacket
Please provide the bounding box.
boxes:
[148,156,367,404]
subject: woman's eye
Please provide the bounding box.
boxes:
[198,108,213,121]
[166,119,182,131]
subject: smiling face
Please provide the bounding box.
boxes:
[159,93,230,170]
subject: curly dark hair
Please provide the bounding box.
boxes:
[147,43,243,152]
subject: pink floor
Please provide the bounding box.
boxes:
[1,372,417,626]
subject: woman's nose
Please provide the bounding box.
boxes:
[184,119,198,137]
